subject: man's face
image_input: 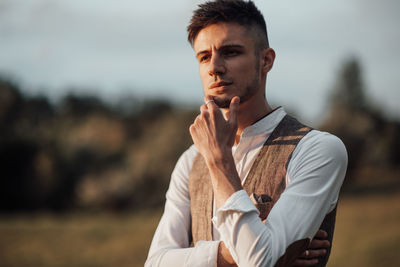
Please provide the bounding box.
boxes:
[193,22,263,108]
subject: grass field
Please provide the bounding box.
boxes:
[1,192,400,267]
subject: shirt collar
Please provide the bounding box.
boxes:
[240,107,287,138]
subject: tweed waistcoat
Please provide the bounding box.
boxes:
[188,115,337,267]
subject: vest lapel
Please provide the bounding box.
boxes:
[243,115,313,212]
[188,153,214,243]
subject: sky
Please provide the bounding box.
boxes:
[0,0,399,123]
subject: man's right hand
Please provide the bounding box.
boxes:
[217,229,330,267]
[291,229,330,266]
[217,241,237,267]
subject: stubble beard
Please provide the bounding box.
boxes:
[213,71,260,109]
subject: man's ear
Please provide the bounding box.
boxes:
[261,48,276,74]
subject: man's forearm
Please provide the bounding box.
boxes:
[206,151,243,209]
[146,239,221,266]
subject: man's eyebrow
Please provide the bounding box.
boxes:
[196,44,245,58]
[196,50,208,58]
[219,44,245,50]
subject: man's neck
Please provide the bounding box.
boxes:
[230,97,272,144]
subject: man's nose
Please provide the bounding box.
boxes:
[208,54,226,77]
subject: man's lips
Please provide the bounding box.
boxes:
[209,81,233,90]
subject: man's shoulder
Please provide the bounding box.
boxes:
[292,129,348,169]
[172,144,198,178]
[166,145,199,202]
[302,130,346,154]
[286,129,348,209]
[180,144,198,165]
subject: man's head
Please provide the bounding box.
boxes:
[187,0,269,53]
[188,0,275,109]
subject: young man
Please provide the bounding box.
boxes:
[145,1,347,266]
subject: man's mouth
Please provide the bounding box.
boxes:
[209,81,233,90]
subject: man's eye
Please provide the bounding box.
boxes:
[199,55,210,62]
[225,50,239,56]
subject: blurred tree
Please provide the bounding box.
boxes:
[321,58,400,189]
[0,79,23,139]
[322,58,367,179]
[0,78,56,211]
[58,94,111,117]
[0,76,198,212]
[330,58,367,112]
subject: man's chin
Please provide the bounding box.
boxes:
[213,96,231,109]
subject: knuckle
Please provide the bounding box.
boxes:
[193,118,200,126]
[310,240,325,249]
[208,109,216,119]
[308,249,325,258]
[294,259,307,266]
[189,125,195,134]
[316,250,325,257]
[209,104,217,113]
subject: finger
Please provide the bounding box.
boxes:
[204,96,219,118]
[308,239,330,249]
[189,123,196,137]
[199,105,214,126]
[228,96,240,125]
[189,116,203,142]
[200,104,209,117]
[291,258,318,266]
[204,96,217,108]
[314,229,328,239]
[301,249,327,258]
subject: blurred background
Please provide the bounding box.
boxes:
[0,0,399,266]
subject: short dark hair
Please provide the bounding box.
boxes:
[187,0,269,49]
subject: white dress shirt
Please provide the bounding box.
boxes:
[145,107,347,267]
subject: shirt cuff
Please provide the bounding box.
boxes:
[194,240,220,267]
[212,189,259,228]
